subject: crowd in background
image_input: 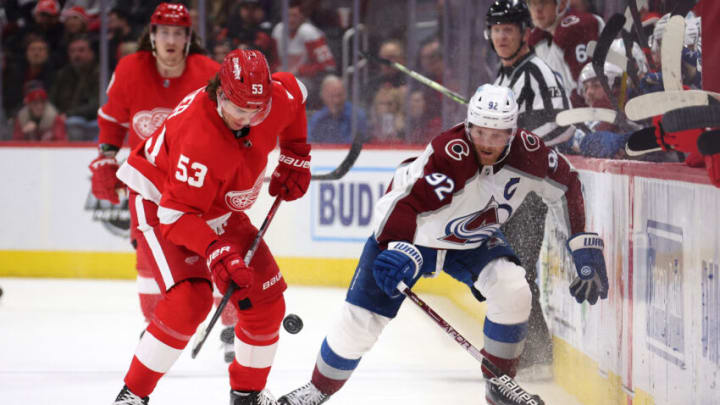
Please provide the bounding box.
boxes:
[0,0,701,165]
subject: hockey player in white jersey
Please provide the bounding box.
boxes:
[278,84,608,405]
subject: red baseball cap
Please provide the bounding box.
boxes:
[61,6,89,23]
[34,0,60,16]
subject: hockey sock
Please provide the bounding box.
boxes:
[229,295,285,391]
[481,318,528,378]
[310,338,362,395]
[124,280,213,397]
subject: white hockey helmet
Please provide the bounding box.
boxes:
[466,84,518,132]
[684,16,701,48]
[610,38,649,77]
[578,62,623,97]
[650,12,671,54]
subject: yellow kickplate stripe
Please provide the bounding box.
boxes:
[553,336,655,405]
[0,250,487,320]
[0,250,137,279]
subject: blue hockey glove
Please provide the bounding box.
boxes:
[566,233,608,305]
[373,242,423,297]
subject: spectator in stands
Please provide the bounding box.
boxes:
[61,6,90,38]
[61,0,101,17]
[211,40,233,65]
[12,81,67,142]
[108,6,139,70]
[225,0,279,71]
[418,38,445,123]
[364,38,408,109]
[272,0,336,108]
[405,89,441,145]
[369,86,405,144]
[3,34,55,116]
[50,35,100,141]
[308,75,367,144]
[28,0,66,68]
[59,6,94,59]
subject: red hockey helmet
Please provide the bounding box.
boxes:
[218,49,273,125]
[150,3,192,27]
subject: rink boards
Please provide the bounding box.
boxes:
[1,145,719,404]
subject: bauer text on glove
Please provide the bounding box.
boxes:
[269,142,311,201]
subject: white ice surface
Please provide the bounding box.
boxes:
[0,278,581,405]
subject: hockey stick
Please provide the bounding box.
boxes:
[587,41,627,70]
[626,0,649,49]
[661,15,685,91]
[310,136,363,180]
[191,196,283,359]
[592,14,626,110]
[556,108,618,126]
[361,51,469,105]
[661,105,720,132]
[624,89,720,120]
[396,281,545,405]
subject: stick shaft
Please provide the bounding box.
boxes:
[191,196,283,358]
[363,52,468,105]
[396,281,502,377]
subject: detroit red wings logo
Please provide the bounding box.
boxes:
[440,197,512,244]
[132,108,172,139]
[225,172,264,211]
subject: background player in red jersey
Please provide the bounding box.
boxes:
[111,49,311,405]
[527,0,604,107]
[87,3,241,362]
[277,85,607,405]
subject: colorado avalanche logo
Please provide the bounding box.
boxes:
[561,15,580,27]
[520,130,540,152]
[225,172,264,212]
[445,139,470,161]
[132,108,172,140]
[440,197,512,244]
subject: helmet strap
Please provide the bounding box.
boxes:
[499,38,526,62]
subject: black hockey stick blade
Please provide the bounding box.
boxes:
[593,14,626,109]
[671,0,697,16]
[627,0,649,49]
[698,130,720,156]
[661,105,720,132]
[311,137,363,180]
[626,126,663,156]
[620,29,641,88]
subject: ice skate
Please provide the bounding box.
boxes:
[113,385,149,405]
[230,389,279,405]
[485,375,544,405]
[278,382,329,405]
[220,326,235,363]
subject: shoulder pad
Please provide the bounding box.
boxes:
[431,124,472,163]
[272,72,308,104]
[528,28,551,47]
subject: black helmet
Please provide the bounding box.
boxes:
[485,0,532,36]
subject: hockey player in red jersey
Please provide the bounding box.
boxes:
[527,0,604,107]
[277,84,607,405]
[87,2,242,363]
[109,49,311,405]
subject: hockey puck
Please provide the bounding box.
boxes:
[283,313,303,334]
